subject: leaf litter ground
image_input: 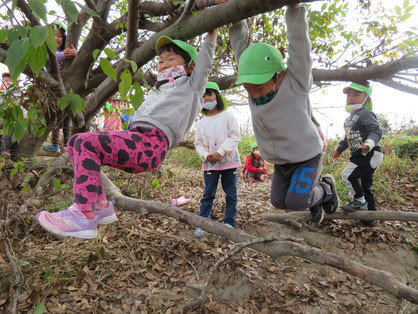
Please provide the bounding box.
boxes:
[0,159,417,313]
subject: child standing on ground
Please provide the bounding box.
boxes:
[194,82,241,237]
[243,143,268,182]
[229,3,338,224]
[333,82,383,217]
[36,29,218,239]
[42,23,77,153]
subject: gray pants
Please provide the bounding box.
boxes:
[271,153,331,211]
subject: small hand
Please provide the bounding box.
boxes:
[211,152,222,163]
[64,45,77,58]
[361,143,371,153]
[333,151,341,160]
[206,154,214,163]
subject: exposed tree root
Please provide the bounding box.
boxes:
[100,172,418,305]
[260,211,418,223]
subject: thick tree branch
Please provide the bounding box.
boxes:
[126,0,139,58]
[260,211,418,223]
[376,78,418,95]
[16,0,40,26]
[98,171,418,304]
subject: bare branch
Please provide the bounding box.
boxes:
[375,79,418,95]
[16,0,40,26]
[126,0,139,58]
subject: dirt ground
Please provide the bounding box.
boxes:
[0,161,417,313]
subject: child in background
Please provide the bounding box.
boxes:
[333,82,383,221]
[194,82,241,238]
[243,143,268,182]
[42,23,77,153]
[36,29,218,239]
[229,3,338,224]
[102,101,123,131]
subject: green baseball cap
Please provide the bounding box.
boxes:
[236,43,286,85]
[343,82,372,96]
[343,83,373,112]
[251,143,258,150]
[156,36,198,62]
[206,81,220,92]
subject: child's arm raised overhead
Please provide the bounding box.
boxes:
[286,5,313,94]
[189,29,218,97]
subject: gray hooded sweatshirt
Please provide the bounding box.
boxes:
[230,7,323,165]
[130,38,216,149]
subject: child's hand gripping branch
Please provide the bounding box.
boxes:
[229,4,339,223]
[36,29,218,239]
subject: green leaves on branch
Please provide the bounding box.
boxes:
[119,70,132,101]
[6,38,30,80]
[29,26,49,47]
[130,82,144,110]
[28,0,47,21]
[100,58,117,81]
[56,0,79,24]
[75,3,99,17]
[59,92,85,114]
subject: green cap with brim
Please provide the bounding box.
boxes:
[343,82,373,112]
[206,81,220,92]
[236,43,286,85]
[343,82,372,97]
[251,143,258,150]
[156,36,198,62]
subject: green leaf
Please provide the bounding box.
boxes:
[75,3,99,17]
[104,48,117,60]
[45,27,57,54]
[28,0,47,21]
[59,94,71,110]
[6,38,30,80]
[151,177,159,189]
[129,82,144,110]
[7,29,20,44]
[42,269,54,281]
[0,29,7,42]
[52,178,62,189]
[119,70,132,99]
[27,44,48,74]
[13,123,25,143]
[27,107,37,121]
[30,26,49,47]
[99,58,116,81]
[321,3,327,11]
[93,49,101,59]
[70,93,84,114]
[400,13,412,21]
[15,25,28,39]
[124,58,137,72]
[403,0,409,9]
[395,5,402,15]
[33,302,46,314]
[60,0,79,24]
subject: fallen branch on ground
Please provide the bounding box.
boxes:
[260,211,418,223]
[100,171,418,305]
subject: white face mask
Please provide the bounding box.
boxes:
[254,150,260,156]
[347,104,364,112]
[157,65,188,82]
[203,100,217,110]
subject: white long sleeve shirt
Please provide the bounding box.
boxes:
[195,110,241,171]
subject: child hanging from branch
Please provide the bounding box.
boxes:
[36,29,218,239]
[228,3,338,224]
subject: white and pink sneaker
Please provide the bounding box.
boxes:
[94,201,118,225]
[36,204,98,239]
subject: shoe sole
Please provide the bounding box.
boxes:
[97,213,118,225]
[36,213,97,239]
